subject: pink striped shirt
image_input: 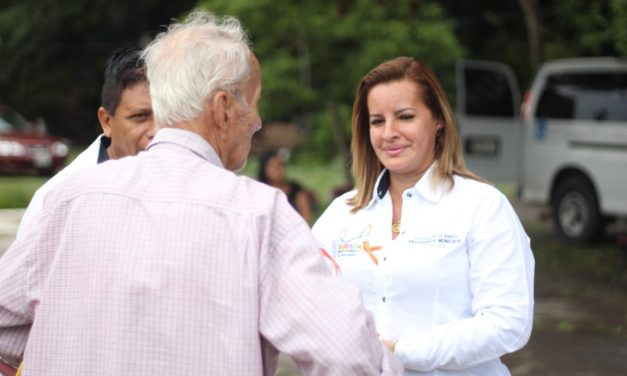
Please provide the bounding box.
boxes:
[0,128,401,375]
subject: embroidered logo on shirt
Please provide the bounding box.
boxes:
[336,225,370,257]
[337,241,362,257]
[408,233,462,247]
[339,224,372,242]
[335,225,383,265]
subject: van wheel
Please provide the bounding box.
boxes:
[552,176,604,244]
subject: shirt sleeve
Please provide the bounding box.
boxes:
[258,196,403,375]
[394,191,535,371]
[311,198,343,276]
[1,193,71,364]
[0,228,35,363]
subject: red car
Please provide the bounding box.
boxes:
[0,105,69,176]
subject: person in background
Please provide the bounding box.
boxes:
[17,47,154,234]
[312,56,534,375]
[257,149,315,224]
[0,12,402,375]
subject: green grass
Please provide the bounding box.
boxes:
[0,176,46,208]
[0,147,81,208]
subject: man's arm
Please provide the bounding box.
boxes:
[0,235,34,364]
[258,199,402,376]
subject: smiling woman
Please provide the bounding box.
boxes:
[312,56,535,376]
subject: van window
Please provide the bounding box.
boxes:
[463,67,516,117]
[536,72,627,121]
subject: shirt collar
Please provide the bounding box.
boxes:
[147,128,224,168]
[97,135,111,164]
[366,162,448,208]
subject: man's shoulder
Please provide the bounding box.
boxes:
[30,136,102,200]
[213,172,284,209]
[17,136,104,233]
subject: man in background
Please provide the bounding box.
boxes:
[17,47,154,234]
[0,11,401,375]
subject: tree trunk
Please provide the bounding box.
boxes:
[518,0,543,70]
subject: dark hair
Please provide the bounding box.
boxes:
[100,47,147,115]
[257,150,280,184]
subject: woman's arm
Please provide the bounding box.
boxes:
[394,191,535,372]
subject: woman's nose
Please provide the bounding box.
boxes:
[381,120,398,140]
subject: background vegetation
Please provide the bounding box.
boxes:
[2,1,626,157]
[1,0,626,202]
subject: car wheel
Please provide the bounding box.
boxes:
[552,176,604,244]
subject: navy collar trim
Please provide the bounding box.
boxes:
[97,136,111,164]
[376,170,390,199]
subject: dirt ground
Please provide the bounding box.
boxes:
[500,201,627,376]
[2,205,627,375]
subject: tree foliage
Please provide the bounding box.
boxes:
[197,0,463,163]
[539,0,622,61]
[441,0,627,88]
[0,0,196,143]
[1,0,625,164]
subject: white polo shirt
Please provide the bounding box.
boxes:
[312,164,535,375]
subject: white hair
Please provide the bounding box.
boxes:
[142,11,252,128]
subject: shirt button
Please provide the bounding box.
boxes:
[383,256,387,262]
[382,297,386,303]
[406,192,413,198]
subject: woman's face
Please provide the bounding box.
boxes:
[367,79,440,179]
[264,155,285,184]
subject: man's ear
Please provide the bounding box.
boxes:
[97,107,113,137]
[211,91,231,132]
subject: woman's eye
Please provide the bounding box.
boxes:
[369,118,384,126]
[400,114,415,121]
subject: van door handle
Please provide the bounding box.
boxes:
[464,135,501,156]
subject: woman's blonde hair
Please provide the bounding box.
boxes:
[347,56,482,212]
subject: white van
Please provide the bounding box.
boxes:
[456,57,627,244]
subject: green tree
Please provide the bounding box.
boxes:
[0,0,196,143]
[197,0,463,184]
[540,0,619,60]
[611,0,627,56]
[439,0,627,90]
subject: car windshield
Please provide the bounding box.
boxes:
[0,106,31,133]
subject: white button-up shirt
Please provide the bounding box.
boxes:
[312,164,535,375]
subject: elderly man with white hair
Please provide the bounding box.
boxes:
[0,11,402,376]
